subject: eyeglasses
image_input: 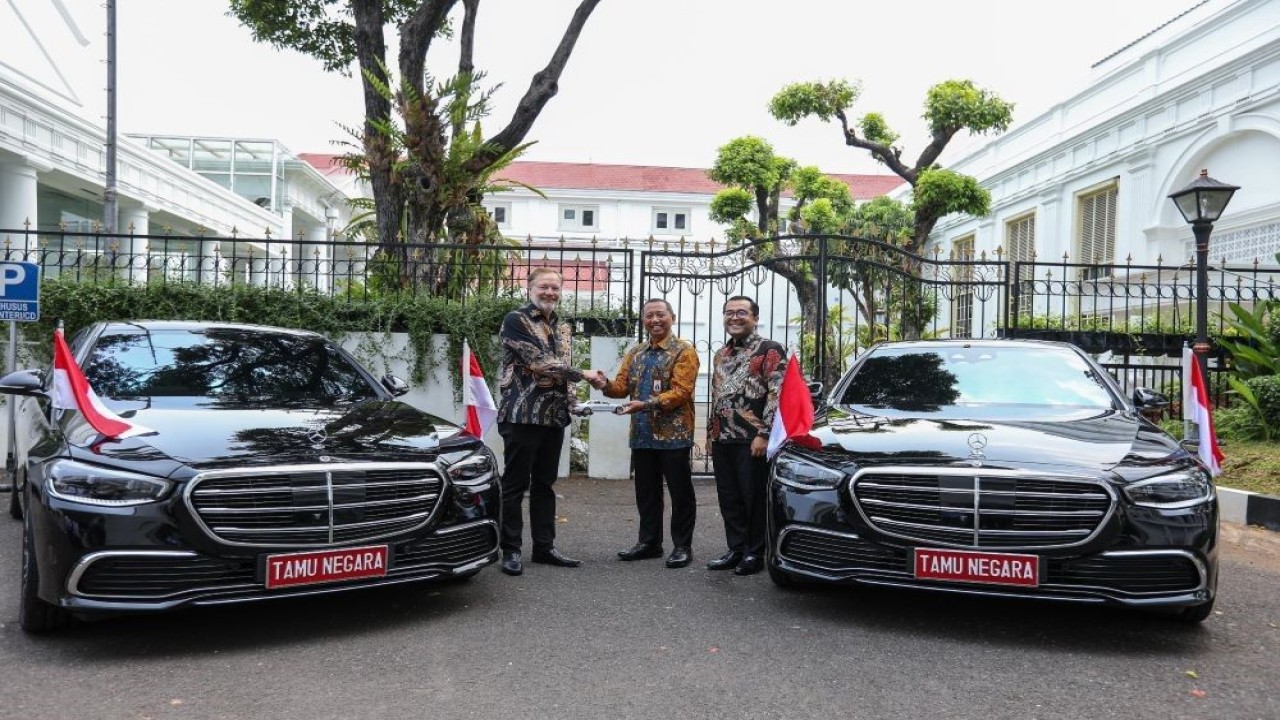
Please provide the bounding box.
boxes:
[722,310,752,319]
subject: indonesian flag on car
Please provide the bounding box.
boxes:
[52,328,154,441]
[767,354,822,459]
[461,339,497,438]
[1182,346,1224,476]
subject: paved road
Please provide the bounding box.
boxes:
[0,476,1277,720]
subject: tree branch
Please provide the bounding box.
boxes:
[399,0,459,97]
[464,0,602,173]
[913,126,960,175]
[837,109,917,184]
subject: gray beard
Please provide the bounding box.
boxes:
[534,300,558,316]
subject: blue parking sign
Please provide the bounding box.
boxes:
[0,261,40,322]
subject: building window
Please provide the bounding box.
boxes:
[1076,182,1118,280]
[1005,212,1036,317]
[951,234,975,338]
[487,202,511,229]
[559,204,599,232]
[652,207,691,235]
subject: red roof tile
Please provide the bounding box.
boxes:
[297,156,903,199]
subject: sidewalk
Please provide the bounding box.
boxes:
[1218,485,1280,531]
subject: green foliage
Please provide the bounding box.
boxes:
[799,199,842,235]
[1219,301,1280,379]
[844,197,913,242]
[769,79,861,125]
[912,167,991,221]
[790,166,853,217]
[1214,405,1267,443]
[228,0,427,74]
[709,188,755,227]
[858,112,899,146]
[923,79,1015,136]
[1226,374,1280,442]
[707,136,792,190]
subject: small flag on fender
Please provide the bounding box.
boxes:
[461,339,497,438]
[767,355,821,459]
[52,328,154,441]
[1182,346,1223,476]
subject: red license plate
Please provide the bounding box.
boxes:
[265,545,389,589]
[913,547,1039,587]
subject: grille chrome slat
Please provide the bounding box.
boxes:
[186,463,445,547]
[853,467,1114,550]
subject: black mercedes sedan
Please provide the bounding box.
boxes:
[2,321,500,633]
[767,340,1218,622]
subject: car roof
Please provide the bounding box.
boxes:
[94,320,324,339]
[871,339,1081,351]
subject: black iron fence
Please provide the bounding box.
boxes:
[6,227,1276,411]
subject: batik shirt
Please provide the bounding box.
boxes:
[497,303,585,428]
[601,335,699,450]
[708,332,786,444]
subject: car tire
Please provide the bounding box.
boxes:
[20,513,70,634]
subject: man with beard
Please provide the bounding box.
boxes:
[706,295,786,576]
[495,267,586,576]
[587,298,699,569]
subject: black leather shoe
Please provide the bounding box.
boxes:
[616,543,663,561]
[733,554,763,576]
[665,546,692,569]
[500,551,523,576]
[706,550,743,571]
[531,548,582,568]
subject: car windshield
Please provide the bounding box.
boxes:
[837,344,1117,417]
[82,328,379,406]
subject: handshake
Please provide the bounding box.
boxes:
[583,369,609,390]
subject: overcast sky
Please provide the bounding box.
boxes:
[90,0,1192,174]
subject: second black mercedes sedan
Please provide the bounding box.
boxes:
[767,340,1218,622]
[2,321,500,633]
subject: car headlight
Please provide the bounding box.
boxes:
[46,460,173,507]
[773,453,846,489]
[1122,468,1213,509]
[441,447,497,487]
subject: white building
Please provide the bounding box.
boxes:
[0,1,356,271]
[925,0,1280,293]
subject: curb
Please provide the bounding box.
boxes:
[1218,486,1280,532]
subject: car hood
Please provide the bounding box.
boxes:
[812,405,1153,471]
[62,400,468,472]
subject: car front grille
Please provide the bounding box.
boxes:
[1046,552,1203,594]
[395,521,498,569]
[71,552,257,599]
[778,528,905,572]
[187,463,444,546]
[851,468,1113,549]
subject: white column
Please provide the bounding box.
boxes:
[118,202,151,283]
[302,223,330,292]
[0,160,40,256]
[586,336,631,479]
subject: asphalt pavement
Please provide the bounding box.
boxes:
[0,476,1277,720]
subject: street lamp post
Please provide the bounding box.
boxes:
[1167,170,1239,382]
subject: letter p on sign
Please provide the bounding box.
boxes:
[0,264,24,297]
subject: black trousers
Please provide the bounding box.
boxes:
[498,422,565,553]
[711,442,769,556]
[631,447,696,549]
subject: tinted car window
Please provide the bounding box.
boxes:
[839,345,1116,416]
[82,329,378,405]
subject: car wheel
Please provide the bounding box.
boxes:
[20,514,70,634]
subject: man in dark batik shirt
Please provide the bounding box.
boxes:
[707,295,786,576]
[495,268,586,576]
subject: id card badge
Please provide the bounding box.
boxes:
[652,378,663,395]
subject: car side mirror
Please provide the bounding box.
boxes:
[0,369,46,398]
[1132,387,1169,411]
[381,374,410,397]
[807,381,824,406]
